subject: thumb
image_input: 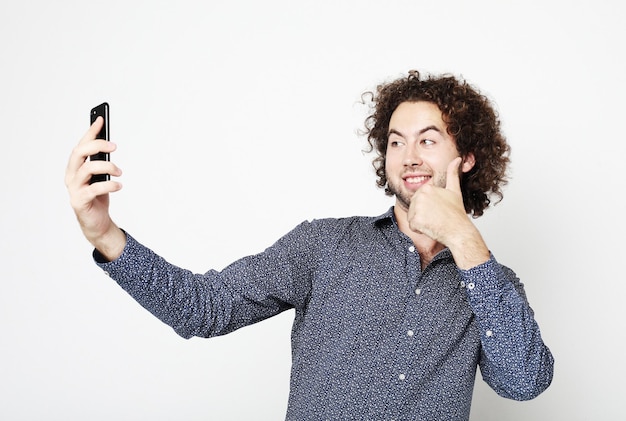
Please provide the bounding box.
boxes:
[445,157,463,193]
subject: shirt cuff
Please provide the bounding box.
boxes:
[91,229,128,264]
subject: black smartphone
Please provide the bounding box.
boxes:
[89,102,110,184]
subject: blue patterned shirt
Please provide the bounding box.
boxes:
[95,208,553,420]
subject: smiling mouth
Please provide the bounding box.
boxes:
[404,175,430,184]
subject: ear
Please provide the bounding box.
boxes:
[461,153,475,173]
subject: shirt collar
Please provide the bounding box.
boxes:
[373,207,396,227]
[375,206,454,262]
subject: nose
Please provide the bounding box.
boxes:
[403,145,422,167]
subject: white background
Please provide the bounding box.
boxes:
[1,1,625,419]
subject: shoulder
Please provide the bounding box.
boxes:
[306,213,386,235]
[272,209,394,252]
[302,211,393,246]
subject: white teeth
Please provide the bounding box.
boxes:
[405,176,429,184]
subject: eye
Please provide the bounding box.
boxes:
[388,139,404,147]
[421,138,435,146]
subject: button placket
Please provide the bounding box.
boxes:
[396,238,420,388]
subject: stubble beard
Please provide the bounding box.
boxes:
[387,171,447,212]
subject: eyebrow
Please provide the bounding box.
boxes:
[387,125,442,138]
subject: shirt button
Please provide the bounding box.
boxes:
[399,373,406,380]
[408,246,415,252]
[459,281,465,288]
[415,288,421,295]
[486,330,494,337]
[467,282,475,290]
[407,330,414,337]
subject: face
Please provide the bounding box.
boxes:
[385,101,474,211]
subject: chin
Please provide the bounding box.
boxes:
[393,193,412,212]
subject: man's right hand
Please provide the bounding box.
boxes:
[65,116,126,261]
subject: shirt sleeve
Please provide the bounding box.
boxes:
[458,256,554,400]
[94,223,319,339]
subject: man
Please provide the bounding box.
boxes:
[65,70,553,420]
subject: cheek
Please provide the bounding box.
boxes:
[385,151,402,170]
[433,172,448,188]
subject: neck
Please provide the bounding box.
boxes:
[393,204,445,268]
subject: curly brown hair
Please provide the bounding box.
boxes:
[362,70,510,217]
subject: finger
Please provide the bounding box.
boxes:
[68,181,123,219]
[68,166,123,209]
[72,116,110,163]
[445,156,463,193]
[65,140,117,185]
[66,118,104,177]
[71,138,117,164]
[84,116,104,142]
[88,179,123,199]
[66,118,116,179]
[72,160,122,188]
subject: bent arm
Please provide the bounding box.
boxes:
[459,258,554,400]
